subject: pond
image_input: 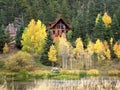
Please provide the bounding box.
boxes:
[0,77,120,90]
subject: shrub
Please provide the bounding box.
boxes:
[15,71,30,81]
[61,70,71,74]
[4,51,34,72]
[53,74,78,80]
[61,70,80,75]
[0,61,4,68]
[3,43,9,54]
[87,69,99,76]
[46,73,79,80]
[46,73,58,79]
[108,70,120,76]
[79,71,87,78]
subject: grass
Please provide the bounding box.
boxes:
[0,69,119,81]
[0,50,120,81]
[34,58,51,70]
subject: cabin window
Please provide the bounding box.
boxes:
[61,24,66,29]
[57,24,60,29]
[58,30,59,35]
[53,30,55,34]
[62,30,64,33]
[66,30,68,33]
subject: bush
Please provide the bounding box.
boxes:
[108,70,120,76]
[0,61,4,68]
[15,71,30,81]
[61,70,80,75]
[46,73,79,80]
[4,51,34,72]
[46,73,58,79]
[87,69,99,76]
[79,71,87,78]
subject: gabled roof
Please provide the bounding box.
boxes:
[49,17,70,29]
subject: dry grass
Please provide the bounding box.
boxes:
[0,49,120,76]
[0,49,19,61]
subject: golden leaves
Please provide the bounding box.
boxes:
[3,43,9,54]
[74,38,84,54]
[48,45,57,62]
[102,12,112,27]
[94,39,104,54]
[87,41,94,54]
[103,40,111,60]
[95,13,101,24]
[95,12,112,28]
[21,19,47,54]
[110,37,113,45]
[113,42,120,58]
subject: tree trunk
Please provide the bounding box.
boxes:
[62,55,65,68]
[70,58,72,70]
[52,62,54,67]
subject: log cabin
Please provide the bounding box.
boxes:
[49,17,71,39]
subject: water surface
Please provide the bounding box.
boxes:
[0,77,120,90]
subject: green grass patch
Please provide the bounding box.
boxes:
[79,71,87,78]
[46,72,79,80]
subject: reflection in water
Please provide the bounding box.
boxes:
[0,77,120,90]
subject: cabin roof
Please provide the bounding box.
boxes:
[49,17,70,29]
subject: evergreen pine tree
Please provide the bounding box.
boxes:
[71,17,80,42]
[60,0,70,22]
[16,25,24,49]
[67,30,73,43]
[0,25,10,52]
[93,14,106,41]
[111,14,120,41]
[48,0,60,20]
[15,15,24,49]
[72,11,87,42]
[40,30,53,66]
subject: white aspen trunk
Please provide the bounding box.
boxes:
[62,54,65,68]
[89,53,92,69]
[65,54,67,69]
[70,58,72,70]
[61,41,65,69]
[81,54,84,69]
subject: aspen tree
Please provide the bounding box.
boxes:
[48,44,57,67]
[21,19,47,55]
[3,43,9,54]
[102,12,112,28]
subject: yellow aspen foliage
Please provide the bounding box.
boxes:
[85,41,95,60]
[84,41,94,59]
[103,40,111,59]
[58,33,72,68]
[21,19,47,54]
[102,12,112,27]
[58,33,71,63]
[100,55,106,60]
[74,38,84,54]
[48,45,57,62]
[3,43,9,54]
[95,13,101,24]
[94,39,104,54]
[110,37,113,45]
[58,33,69,54]
[73,38,84,61]
[94,39,106,60]
[113,42,119,51]
[87,41,94,54]
[113,42,120,58]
